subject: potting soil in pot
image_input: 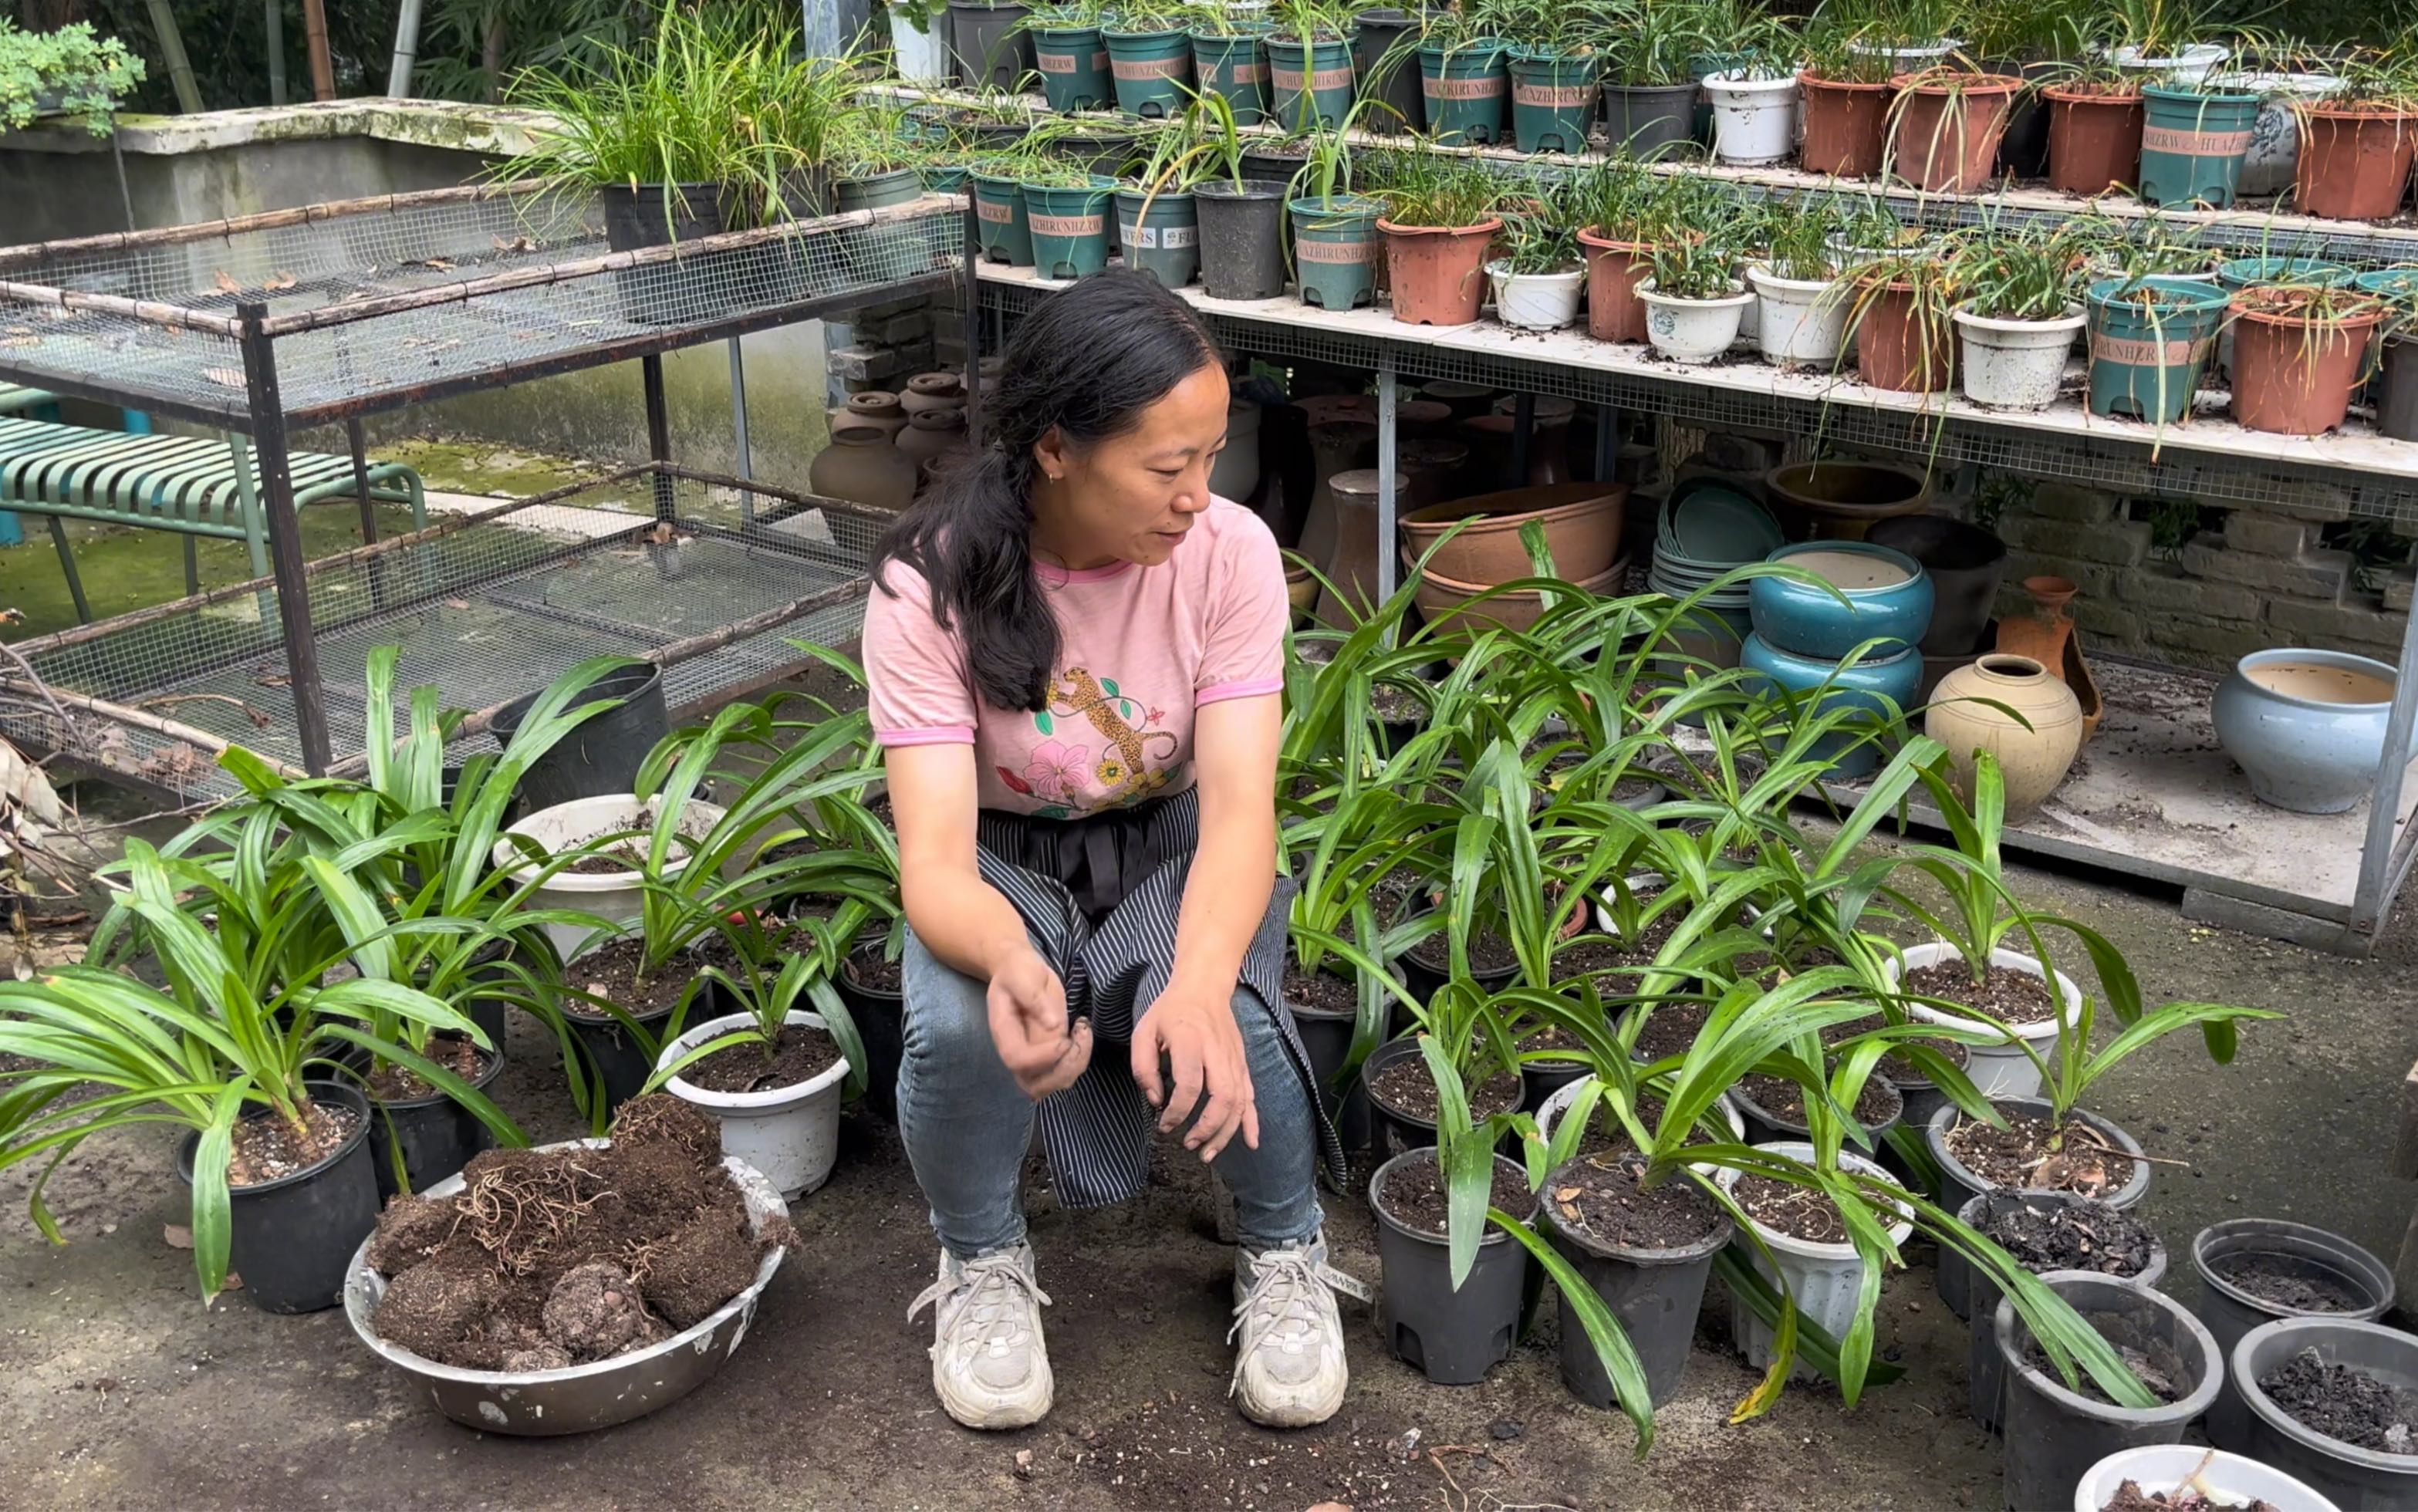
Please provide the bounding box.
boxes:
[2023,1334,2187,1405]
[845,940,902,996]
[231,1098,363,1185]
[364,1037,492,1105]
[1733,1173,1851,1244]
[1378,1150,1531,1237]
[2211,1254,2367,1313]
[681,1022,842,1095]
[366,1096,795,1371]
[1628,1001,1713,1061]
[1737,1071,1900,1129]
[1550,1150,1726,1250]
[1902,960,2060,1024]
[2258,1348,2418,1453]
[1284,964,1359,1015]
[1944,1109,2142,1199]
[1406,925,1518,976]
[1367,1057,1521,1122]
[1984,1196,2158,1278]
[566,935,696,1018]
[2099,1481,2281,1512]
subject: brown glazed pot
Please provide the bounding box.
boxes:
[1577,229,1653,342]
[809,422,918,511]
[2227,294,2388,436]
[1888,72,2022,193]
[1399,481,1628,585]
[1380,218,1503,326]
[2292,104,2418,221]
[2044,85,2146,196]
[1798,69,1894,177]
[1855,281,1954,393]
[895,406,966,475]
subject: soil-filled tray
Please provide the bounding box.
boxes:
[1903,961,2059,1025]
[1376,1148,1532,1240]
[1548,1152,1725,1250]
[2259,1348,2418,1454]
[1984,1198,2158,1279]
[1943,1107,2141,1198]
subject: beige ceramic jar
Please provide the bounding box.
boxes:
[1924,653,2084,816]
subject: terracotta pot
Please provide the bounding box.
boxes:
[809,422,918,511]
[895,407,965,476]
[2292,104,2418,221]
[1380,218,1503,326]
[1284,561,1318,625]
[1888,72,2021,193]
[1298,393,1379,425]
[1578,230,1654,343]
[1798,69,1894,177]
[1400,481,1628,586]
[900,371,968,415]
[2227,295,2388,436]
[1418,380,1498,420]
[1765,459,1933,538]
[1924,653,2085,818]
[841,390,909,438]
[1855,281,1954,393]
[2044,85,2146,196]
[1412,555,1629,636]
[1397,398,1456,436]
[1994,575,2076,677]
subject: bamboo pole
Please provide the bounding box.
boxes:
[300,0,336,102]
[143,0,204,113]
[0,279,244,336]
[0,180,562,272]
[1,681,313,781]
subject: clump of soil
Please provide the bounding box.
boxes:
[1984,1199,2159,1279]
[1731,1173,1852,1245]
[1627,1001,1711,1062]
[1944,1109,2141,1200]
[678,1021,841,1095]
[1285,964,1359,1018]
[367,1095,795,1370]
[2212,1254,2369,1314]
[1548,1150,1725,1250]
[2101,1477,2278,1512]
[1903,960,2061,1026]
[365,1035,492,1104]
[1367,1056,1520,1124]
[1377,1149,1532,1240]
[2259,1349,2418,1453]
[564,935,695,1021]
[228,1097,363,1186]
[2025,1335,2186,1406]
[1736,1071,1901,1131]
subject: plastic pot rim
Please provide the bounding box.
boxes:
[658,1009,852,1112]
[1956,1187,2170,1288]
[1886,940,2082,1042]
[2229,647,2399,714]
[1953,305,2088,338]
[1730,1072,1905,1142]
[2071,1446,2342,1512]
[1714,1139,1911,1261]
[1748,265,1844,298]
[178,1078,374,1198]
[1636,278,1752,309]
[1376,215,1505,239]
[1763,537,1928,592]
[1998,1269,2224,1423]
[365,1040,508,1115]
[1538,1165,1734,1265]
[494,794,723,893]
[2190,1217,2396,1318]
[1369,1146,1533,1244]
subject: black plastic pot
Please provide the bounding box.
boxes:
[1865,514,2008,658]
[1994,59,2061,177]
[948,0,1035,89]
[176,1080,379,1314]
[1353,9,1428,131]
[2234,1317,2418,1509]
[489,662,670,816]
[2192,1217,2396,1453]
[1731,1075,1903,1149]
[1362,1034,1439,1159]
[598,183,727,251]
[1960,1190,2169,1437]
[1238,147,1309,185]
[369,1044,506,1201]
[566,997,684,1119]
[1541,1160,1730,1409]
[1397,921,1516,1016]
[837,941,907,1119]
[1930,1097,2153,1321]
[1601,81,1698,159]
[1520,1055,1590,1113]
[2379,336,2418,443]
[1994,1272,2222,1512]
[1196,180,1290,300]
[1371,1148,1539,1385]
[1290,971,1379,1155]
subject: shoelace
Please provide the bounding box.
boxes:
[1226,1247,1370,1397]
[908,1251,1053,1358]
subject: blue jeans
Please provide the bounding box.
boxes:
[895,927,1323,1258]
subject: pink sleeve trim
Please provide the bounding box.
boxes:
[1196,677,1284,706]
[874,725,975,748]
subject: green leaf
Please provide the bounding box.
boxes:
[1035,710,1055,736]
[1102,677,1120,697]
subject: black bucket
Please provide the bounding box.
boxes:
[368,1044,508,1201]
[177,1080,380,1314]
[490,663,669,816]
[1541,1164,1731,1409]
[1370,1149,1541,1385]
[836,940,906,1119]
[1196,180,1291,301]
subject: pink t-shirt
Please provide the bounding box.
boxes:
[863,498,1288,818]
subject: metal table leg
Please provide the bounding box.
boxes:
[2352,595,2418,940]
[237,302,334,775]
[643,354,675,523]
[1376,361,1397,613]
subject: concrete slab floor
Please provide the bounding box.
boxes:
[0,859,2408,1512]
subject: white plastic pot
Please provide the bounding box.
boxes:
[2212,72,2343,196]
[495,793,729,961]
[658,1010,852,1199]
[1954,306,2085,411]
[1884,941,2082,1100]
[886,0,954,83]
[2074,1446,2340,1512]
[1703,73,1800,166]
[1487,260,1585,331]
[1748,265,1850,367]
[2110,43,2229,86]
[1639,278,1754,364]
[1717,1141,1911,1380]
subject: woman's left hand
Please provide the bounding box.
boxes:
[1133,987,1258,1162]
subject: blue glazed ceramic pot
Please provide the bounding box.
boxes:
[1749,541,1935,661]
[1740,633,1923,778]
[2211,649,2410,815]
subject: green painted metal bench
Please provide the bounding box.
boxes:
[0,416,427,623]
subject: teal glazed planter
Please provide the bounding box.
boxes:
[1739,633,1922,779]
[2219,256,2356,292]
[971,171,1035,265]
[2138,85,2262,207]
[1420,42,1510,145]
[1749,540,1936,660]
[1115,187,1199,288]
[1022,177,1118,279]
[1032,24,1112,113]
[1290,194,1383,309]
[2211,649,2413,815]
[2084,276,2230,422]
[1191,27,1272,123]
[1103,26,1193,118]
[1268,33,1359,130]
[1507,47,1599,154]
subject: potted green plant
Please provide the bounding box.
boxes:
[1286,106,1388,309]
[1640,229,1754,363]
[2082,272,2229,423]
[2105,0,2227,86]
[1747,196,1852,367]
[2038,54,2148,197]
[1480,0,1600,154]
[1120,113,1216,287]
[1190,92,1292,299]
[1572,157,1667,343]
[1025,0,1115,113]
[1795,2,1903,178]
[1021,159,1123,278]
[1841,243,1959,390]
[0,19,144,137]
[885,0,957,84]
[1377,145,1505,326]
[1948,224,2089,410]
[1188,2,1276,123]
[1886,63,2027,193]
[2227,282,2390,436]
[1487,184,1586,330]
[1103,0,1197,117]
[2124,12,2263,208]
[1417,10,1512,146]
[2291,50,2418,221]
[1595,0,1710,160]
[1695,2,1797,165]
[1267,0,1361,130]
[951,0,1039,91]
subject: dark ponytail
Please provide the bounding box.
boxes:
[870,269,1223,713]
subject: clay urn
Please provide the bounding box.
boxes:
[1923,653,2085,817]
[810,420,918,511]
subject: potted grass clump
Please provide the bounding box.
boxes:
[1417,15,1511,147]
[1288,106,1388,309]
[2135,49,2264,207]
[1492,0,1599,154]
[1487,185,1586,332]
[1022,160,1122,278]
[2106,0,2227,86]
[2227,283,2389,436]
[2084,272,2230,422]
[1102,0,1195,117]
[1640,228,1752,363]
[1378,146,1505,326]
[1950,224,2089,410]
[1842,243,1960,391]
[1266,0,1360,130]
[1189,4,1275,123]
[1027,1,1115,112]
[1748,197,1852,368]
[2041,56,2148,196]
[1697,4,1795,165]
[1119,114,1214,288]
[1596,0,1708,160]
[2293,54,2418,221]
[1887,63,2026,193]
[1190,93,1292,299]
[1795,5,1904,178]
[1573,157,1672,344]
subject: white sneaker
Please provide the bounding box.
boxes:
[1229,1232,1365,1428]
[908,1243,1054,1429]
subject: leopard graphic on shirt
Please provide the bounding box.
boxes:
[995,668,1177,816]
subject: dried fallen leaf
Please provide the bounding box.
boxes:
[265,271,298,292]
[221,1272,242,1291]
[1012,1450,1034,1480]
[254,673,289,689]
[444,598,471,609]
[1554,1186,1582,1202]
[1558,1201,1582,1220]
[212,269,241,294]
[201,366,246,390]
[491,235,535,254]
[163,1223,192,1250]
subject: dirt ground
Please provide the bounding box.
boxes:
[2,856,2411,1512]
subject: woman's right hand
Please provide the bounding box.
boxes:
[988,947,1092,1100]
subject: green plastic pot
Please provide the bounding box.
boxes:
[1290,194,1382,309]
[1023,176,1119,279]
[2138,85,2262,208]
[1191,28,1272,125]
[1420,41,1509,145]
[1268,33,1359,130]
[1103,26,1192,118]
[923,164,970,194]
[835,167,926,279]
[2085,275,2231,422]
[1032,23,1112,113]
[2217,257,2356,292]
[1116,187,1199,288]
[972,172,1036,265]
[1507,47,1599,154]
